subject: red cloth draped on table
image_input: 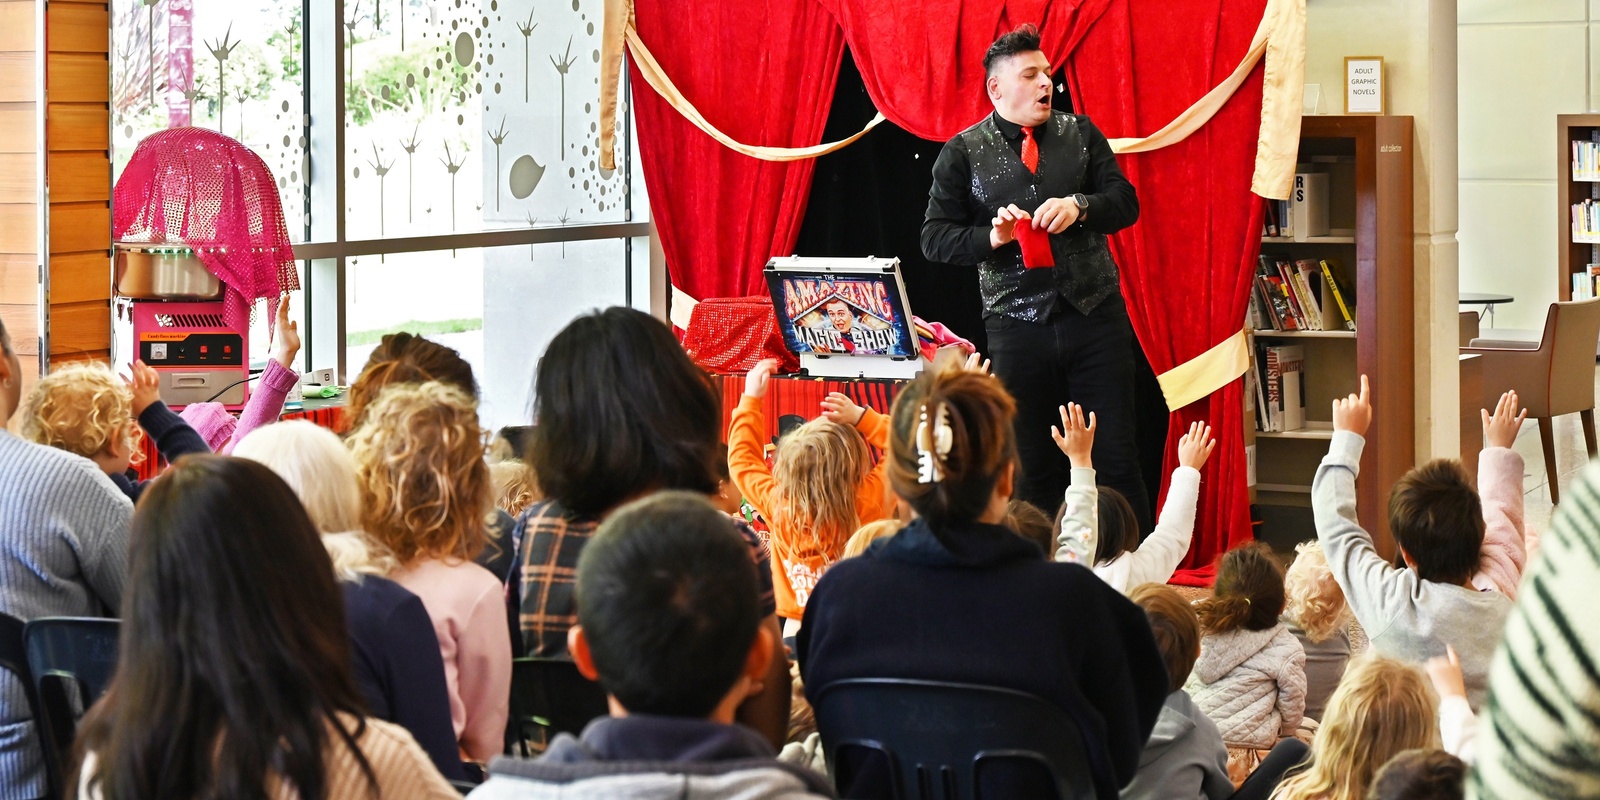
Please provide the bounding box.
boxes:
[1068,0,1266,583]
[628,0,845,300]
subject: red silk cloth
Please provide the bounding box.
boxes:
[1068,0,1266,583]
[683,297,801,375]
[632,0,1268,582]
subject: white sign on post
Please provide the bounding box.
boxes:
[1345,57,1384,115]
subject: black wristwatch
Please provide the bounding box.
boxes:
[1071,193,1089,214]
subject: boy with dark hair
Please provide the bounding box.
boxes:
[1368,750,1465,800]
[471,492,833,799]
[1122,584,1232,800]
[1313,376,1514,710]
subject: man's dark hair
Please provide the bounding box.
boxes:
[576,491,761,718]
[1388,459,1484,585]
[530,307,722,517]
[1368,749,1465,800]
[983,24,1043,76]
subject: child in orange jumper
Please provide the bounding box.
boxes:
[729,358,893,632]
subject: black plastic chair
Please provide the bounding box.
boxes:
[1,613,59,800]
[811,678,1106,800]
[503,657,610,756]
[24,617,120,779]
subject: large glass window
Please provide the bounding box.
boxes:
[111,0,651,431]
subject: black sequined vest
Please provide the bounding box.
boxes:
[959,113,1121,320]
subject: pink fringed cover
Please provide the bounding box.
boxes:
[113,127,299,327]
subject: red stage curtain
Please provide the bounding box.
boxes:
[815,0,1110,142]
[628,0,845,300]
[1067,0,1266,583]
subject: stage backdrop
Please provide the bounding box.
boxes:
[626,0,1272,582]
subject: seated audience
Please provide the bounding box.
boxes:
[1122,584,1231,800]
[1267,656,1438,800]
[517,307,787,747]
[1091,421,1216,593]
[842,519,903,558]
[1313,376,1512,709]
[730,359,893,629]
[1048,402,1101,564]
[234,420,464,780]
[348,382,511,766]
[72,456,457,799]
[1186,544,1306,752]
[1367,750,1465,800]
[0,317,132,798]
[1470,464,1600,798]
[343,330,518,583]
[798,366,1168,794]
[1004,499,1055,558]
[1280,541,1350,722]
[469,493,833,799]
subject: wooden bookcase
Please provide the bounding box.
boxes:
[1249,115,1414,557]
[1558,114,1600,300]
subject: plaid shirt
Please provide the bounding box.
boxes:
[515,499,777,658]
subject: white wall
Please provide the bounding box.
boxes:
[1459,0,1593,332]
[1306,0,1459,459]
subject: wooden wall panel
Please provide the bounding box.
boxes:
[46,203,108,255]
[47,152,107,203]
[46,301,108,356]
[45,104,106,151]
[0,253,35,304]
[47,251,106,305]
[0,302,39,355]
[43,54,106,104]
[0,2,35,52]
[0,53,37,103]
[0,153,33,204]
[0,105,37,153]
[45,4,107,54]
[0,203,37,253]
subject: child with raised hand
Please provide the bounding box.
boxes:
[177,294,304,453]
[1049,402,1100,564]
[1092,421,1216,593]
[19,359,209,502]
[729,357,893,630]
[1313,375,1513,710]
[1185,543,1306,753]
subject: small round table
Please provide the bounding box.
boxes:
[1459,292,1514,328]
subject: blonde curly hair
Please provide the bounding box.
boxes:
[490,459,540,518]
[1283,540,1350,643]
[19,362,139,461]
[347,381,490,565]
[771,419,871,554]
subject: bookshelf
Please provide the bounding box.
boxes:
[1249,115,1415,556]
[1558,114,1600,300]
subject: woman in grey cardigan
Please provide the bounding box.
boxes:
[0,317,133,797]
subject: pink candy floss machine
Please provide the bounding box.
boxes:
[110,128,299,410]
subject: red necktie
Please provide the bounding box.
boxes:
[1021,126,1039,173]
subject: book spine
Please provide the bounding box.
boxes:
[1320,259,1357,332]
[1264,346,1284,432]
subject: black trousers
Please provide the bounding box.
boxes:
[985,294,1152,534]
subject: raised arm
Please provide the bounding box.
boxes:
[126,360,209,461]
[1474,391,1529,599]
[1124,421,1213,586]
[223,295,301,453]
[822,392,893,520]
[727,359,781,517]
[1052,403,1099,564]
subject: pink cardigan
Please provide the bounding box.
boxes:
[1471,447,1538,600]
[390,558,513,763]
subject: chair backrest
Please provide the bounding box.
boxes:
[0,613,59,800]
[1545,298,1600,415]
[504,657,610,756]
[812,678,1104,800]
[24,617,120,773]
[1458,311,1480,348]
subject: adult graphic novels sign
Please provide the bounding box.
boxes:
[764,271,916,358]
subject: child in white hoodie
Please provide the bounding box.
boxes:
[1054,420,1215,592]
[1186,543,1306,752]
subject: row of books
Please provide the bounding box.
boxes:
[1573,139,1600,181]
[1246,343,1306,433]
[1573,264,1600,300]
[1260,172,1330,240]
[1249,256,1357,332]
[1572,200,1600,240]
